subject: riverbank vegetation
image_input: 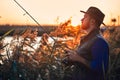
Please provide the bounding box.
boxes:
[0,19,120,80]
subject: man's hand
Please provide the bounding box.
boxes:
[66,49,80,62]
[66,49,90,68]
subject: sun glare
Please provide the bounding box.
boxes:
[71,16,80,27]
[71,20,79,27]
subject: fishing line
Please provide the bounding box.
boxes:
[13,0,72,51]
[13,0,56,41]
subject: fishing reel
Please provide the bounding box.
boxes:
[62,50,73,66]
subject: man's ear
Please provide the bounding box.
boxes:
[90,19,96,25]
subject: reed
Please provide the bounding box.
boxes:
[1,21,120,80]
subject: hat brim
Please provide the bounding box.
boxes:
[102,22,106,26]
[80,10,86,13]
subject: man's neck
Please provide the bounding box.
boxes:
[86,26,95,35]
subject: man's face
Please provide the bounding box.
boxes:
[81,14,91,30]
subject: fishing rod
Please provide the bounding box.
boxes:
[14,0,76,67]
[13,0,56,41]
[13,0,72,51]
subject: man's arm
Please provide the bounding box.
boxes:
[67,38,109,72]
[67,50,90,68]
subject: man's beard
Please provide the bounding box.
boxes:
[81,24,90,30]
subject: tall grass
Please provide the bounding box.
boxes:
[0,20,120,80]
[0,19,83,80]
[103,26,120,80]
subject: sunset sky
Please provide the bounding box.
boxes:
[0,0,120,26]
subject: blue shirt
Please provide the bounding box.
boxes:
[71,31,109,80]
[90,37,109,80]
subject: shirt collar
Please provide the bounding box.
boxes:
[81,29,99,43]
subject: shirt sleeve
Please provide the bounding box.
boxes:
[90,38,109,74]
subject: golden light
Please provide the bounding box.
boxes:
[71,16,81,27]
[71,21,79,27]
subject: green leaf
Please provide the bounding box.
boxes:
[0,29,14,41]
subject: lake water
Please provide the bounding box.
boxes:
[3,36,73,51]
[4,36,54,44]
[3,36,73,44]
[3,36,55,52]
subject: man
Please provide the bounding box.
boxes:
[66,6,109,80]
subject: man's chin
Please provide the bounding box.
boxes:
[81,26,87,30]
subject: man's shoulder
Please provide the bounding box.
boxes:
[93,34,109,47]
